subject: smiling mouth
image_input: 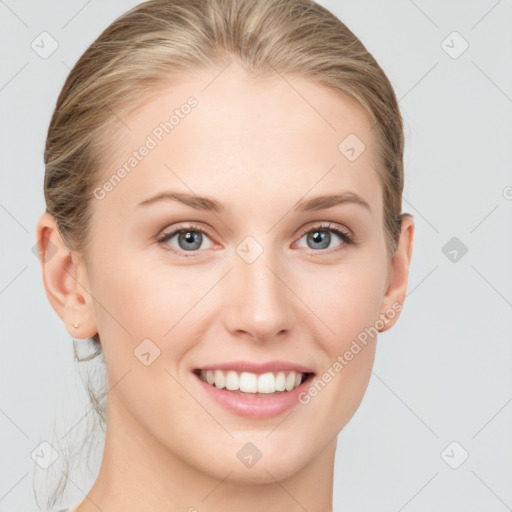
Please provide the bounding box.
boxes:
[193,368,315,396]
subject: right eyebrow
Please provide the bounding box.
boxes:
[137,191,226,214]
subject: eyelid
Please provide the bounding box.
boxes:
[295,221,353,241]
[293,221,356,252]
[156,221,216,256]
[157,220,356,257]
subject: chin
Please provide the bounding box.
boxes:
[193,438,317,484]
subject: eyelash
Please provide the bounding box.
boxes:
[157,221,355,257]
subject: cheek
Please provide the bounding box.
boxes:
[297,256,387,351]
[89,251,214,368]
[317,340,377,442]
[293,252,386,435]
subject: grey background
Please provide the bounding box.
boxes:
[1,0,511,511]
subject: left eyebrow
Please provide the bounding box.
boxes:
[293,192,371,213]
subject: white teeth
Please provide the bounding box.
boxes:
[214,369,225,389]
[225,370,239,391]
[275,371,286,391]
[198,369,307,393]
[206,370,215,385]
[285,372,296,391]
[239,372,258,393]
[257,372,275,393]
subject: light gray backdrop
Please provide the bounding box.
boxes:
[1,1,511,511]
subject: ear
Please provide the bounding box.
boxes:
[35,211,98,340]
[378,214,414,333]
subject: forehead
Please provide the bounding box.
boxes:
[96,64,382,216]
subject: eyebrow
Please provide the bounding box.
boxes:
[137,191,226,213]
[293,192,371,213]
[137,190,371,213]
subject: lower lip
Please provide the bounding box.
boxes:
[194,373,315,419]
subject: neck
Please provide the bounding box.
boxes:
[78,397,336,512]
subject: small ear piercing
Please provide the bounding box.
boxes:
[72,322,80,328]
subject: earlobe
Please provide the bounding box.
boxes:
[378,214,415,333]
[36,212,98,339]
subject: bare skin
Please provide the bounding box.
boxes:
[37,62,414,512]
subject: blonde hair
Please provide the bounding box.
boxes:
[41,0,407,507]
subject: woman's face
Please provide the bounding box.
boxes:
[77,64,409,483]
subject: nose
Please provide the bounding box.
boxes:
[222,244,296,342]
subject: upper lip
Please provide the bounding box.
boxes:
[195,360,315,375]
